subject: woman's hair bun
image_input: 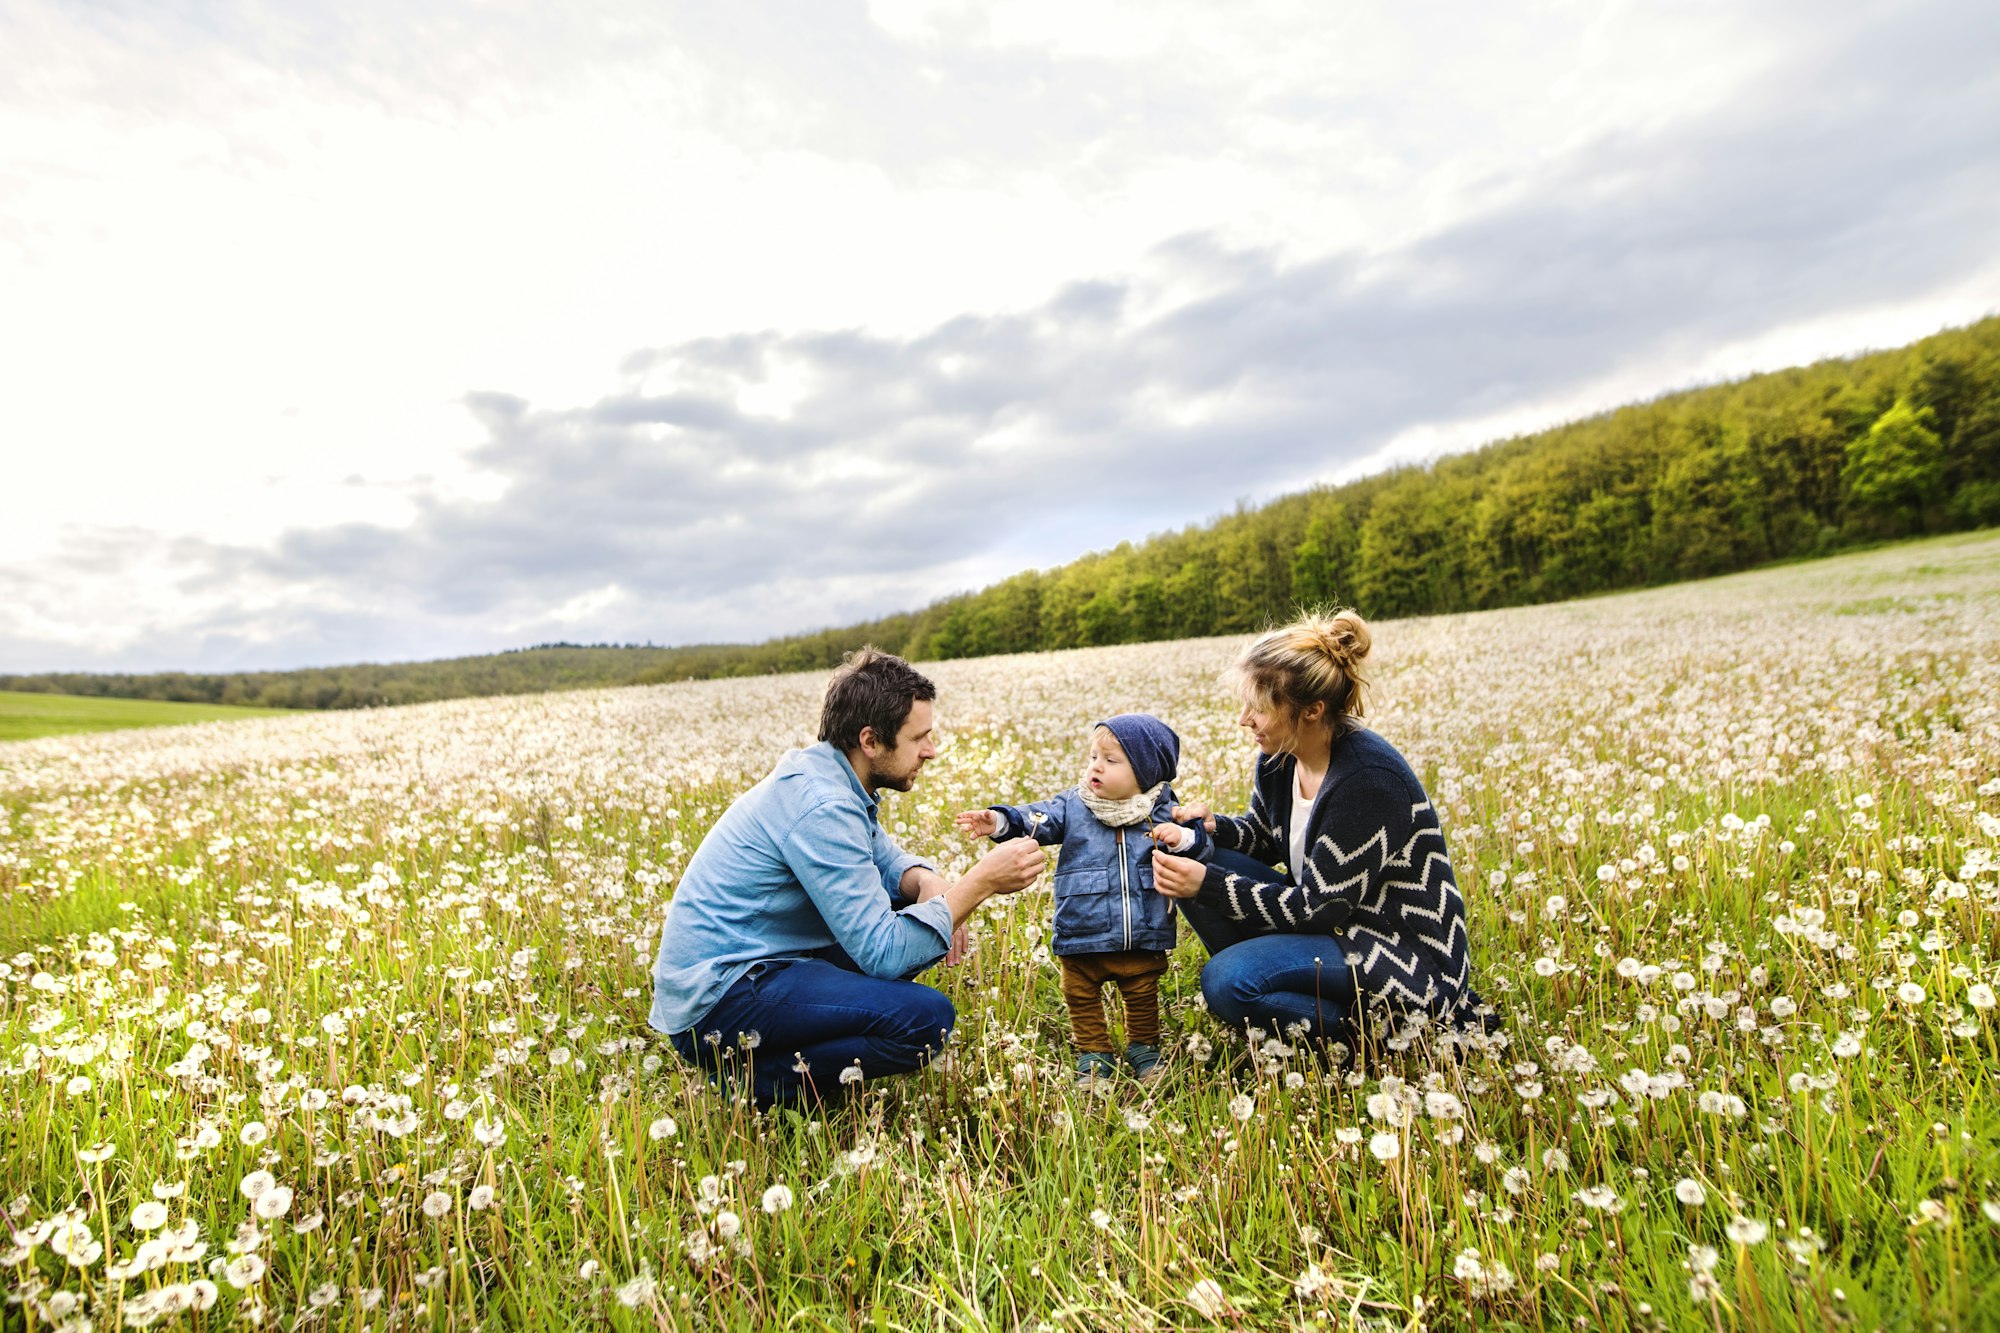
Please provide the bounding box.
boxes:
[1234,607,1372,725]
[1315,609,1371,668]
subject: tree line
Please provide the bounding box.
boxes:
[693,314,2000,668]
[6,317,1996,710]
[0,645,695,712]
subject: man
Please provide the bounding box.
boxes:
[649,647,1045,1107]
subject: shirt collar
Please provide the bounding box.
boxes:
[810,740,880,821]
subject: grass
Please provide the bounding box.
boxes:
[0,689,288,741]
[3,533,2000,1330]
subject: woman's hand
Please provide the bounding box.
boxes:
[1171,802,1217,833]
[1151,849,1206,899]
[954,809,1001,838]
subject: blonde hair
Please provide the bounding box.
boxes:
[1234,609,1372,732]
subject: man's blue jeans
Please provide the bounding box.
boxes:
[1179,847,1358,1045]
[667,953,955,1108]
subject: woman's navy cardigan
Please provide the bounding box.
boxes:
[1201,725,1492,1030]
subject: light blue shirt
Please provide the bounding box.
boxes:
[648,741,953,1035]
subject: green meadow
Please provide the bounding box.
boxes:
[0,690,288,742]
[3,533,2000,1329]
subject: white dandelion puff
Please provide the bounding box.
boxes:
[1727,1216,1770,1244]
[1186,1278,1228,1319]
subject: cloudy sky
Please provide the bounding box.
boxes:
[4,0,1997,672]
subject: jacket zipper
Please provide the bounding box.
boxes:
[1117,829,1132,949]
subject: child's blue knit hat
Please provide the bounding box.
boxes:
[1096,714,1180,791]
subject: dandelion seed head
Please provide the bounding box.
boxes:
[1186,1277,1227,1318]
[1727,1216,1770,1245]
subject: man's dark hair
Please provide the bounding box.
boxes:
[819,647,936,751]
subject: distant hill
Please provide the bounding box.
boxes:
[0,644,703,712]
[6,315,1997,711]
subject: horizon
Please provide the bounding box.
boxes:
[6,315,1994,683]
[5,0,1998,676]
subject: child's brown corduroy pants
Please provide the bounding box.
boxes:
[1060,949,1170,1052]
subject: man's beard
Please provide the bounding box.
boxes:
[875,755,923,792]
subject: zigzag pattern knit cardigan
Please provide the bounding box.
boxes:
[1202,726,1489,1028]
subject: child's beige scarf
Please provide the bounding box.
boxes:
[1078,780,1165,828]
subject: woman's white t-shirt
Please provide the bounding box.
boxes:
[1288,766,1314,882]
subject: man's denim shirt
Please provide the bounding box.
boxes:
[648,741,952,1036]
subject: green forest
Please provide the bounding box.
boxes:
[7,316,1998,711]
[0,645,692,712]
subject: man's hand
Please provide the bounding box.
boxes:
[1170,802,1217,833]
[954,809,1002,839]
[938,837,1045,932]
[973,836,1046,895]
[1151,849,1206,899]
[910,869,975,965]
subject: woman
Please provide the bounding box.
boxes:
[1150,610,1495,1052]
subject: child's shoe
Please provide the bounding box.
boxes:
[1125,1042,1163,1084]
[1074,1051,1118,1088]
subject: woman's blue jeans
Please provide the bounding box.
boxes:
[667,952,955,1108]
[1180,847,1358,1045]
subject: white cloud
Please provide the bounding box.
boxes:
[1,0,1994,671]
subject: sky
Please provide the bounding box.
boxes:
[3,0,1997,673]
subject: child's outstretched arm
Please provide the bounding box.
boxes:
[958,795,1069,845]
[953,809,1004,838]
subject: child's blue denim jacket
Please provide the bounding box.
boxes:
[986,789,1209,956]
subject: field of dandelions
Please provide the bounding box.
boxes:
[6,532,2000,1332]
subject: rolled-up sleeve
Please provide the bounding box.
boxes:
[784,798,952,977]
